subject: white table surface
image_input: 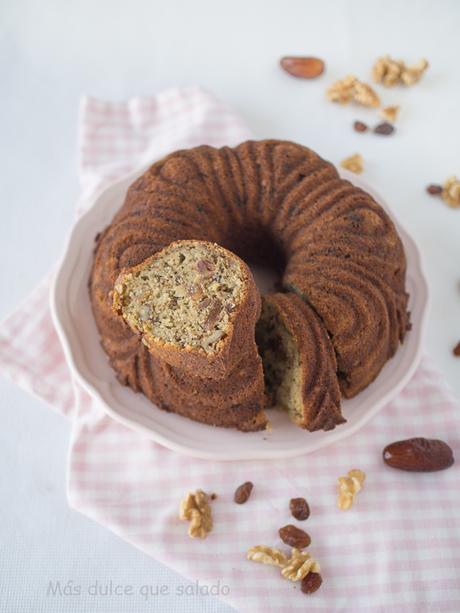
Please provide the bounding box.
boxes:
[1,0,459,611]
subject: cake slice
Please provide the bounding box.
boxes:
[113,240,260,380]
[256,292,345,431]
[143,342,268,431]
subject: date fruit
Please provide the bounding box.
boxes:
[383,437,454,472]
[279,524,311,549]
[280,56,325,79]
[234,481,253,504]
[289,497,310,521]
[301,572,323,594]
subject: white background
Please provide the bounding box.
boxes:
[1,0,459,611]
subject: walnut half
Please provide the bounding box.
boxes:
[372,55,429,87]
[337,468,366,510]
[442,176,460,208]
[247,545,288,567]
[327,75,380,108]
[179,490,213,538]
[380,105,400,123]
[281,548,321,582]
[340,153,364,175]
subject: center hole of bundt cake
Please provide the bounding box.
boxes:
[114,242,247,352]
[248,262,280,294]
[222,226,286,294]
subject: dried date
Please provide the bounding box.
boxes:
[383,437,454,472]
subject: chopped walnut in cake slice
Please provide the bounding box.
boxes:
[113,240,261,380]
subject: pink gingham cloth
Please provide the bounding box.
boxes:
[1,86,460,612]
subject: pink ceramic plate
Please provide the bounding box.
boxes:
[51,167,428,460]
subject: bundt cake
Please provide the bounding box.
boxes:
[256,293,345,431]
[113,240,261,380]
[89,139,410,432]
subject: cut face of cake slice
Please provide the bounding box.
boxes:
[256,292,346,432]
[113,240,260,380]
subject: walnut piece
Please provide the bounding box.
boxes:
[281,548,321,582]
[372,55,404,86]
[179,490,213,538]
[353,80,380,108]
[337,468,366,510]
[401,58,429,85]
[247,545,289,567]
[380,105,400,123]
[372,55,429,87]
[327,74,355,104]
[340,153,364,175]
[201,329,224,348]
[247,545,322,588]
[327,75,380,107]
[442,176,460,208]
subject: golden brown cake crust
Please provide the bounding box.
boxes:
[89,139,410,430]
[143,342,268,431]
